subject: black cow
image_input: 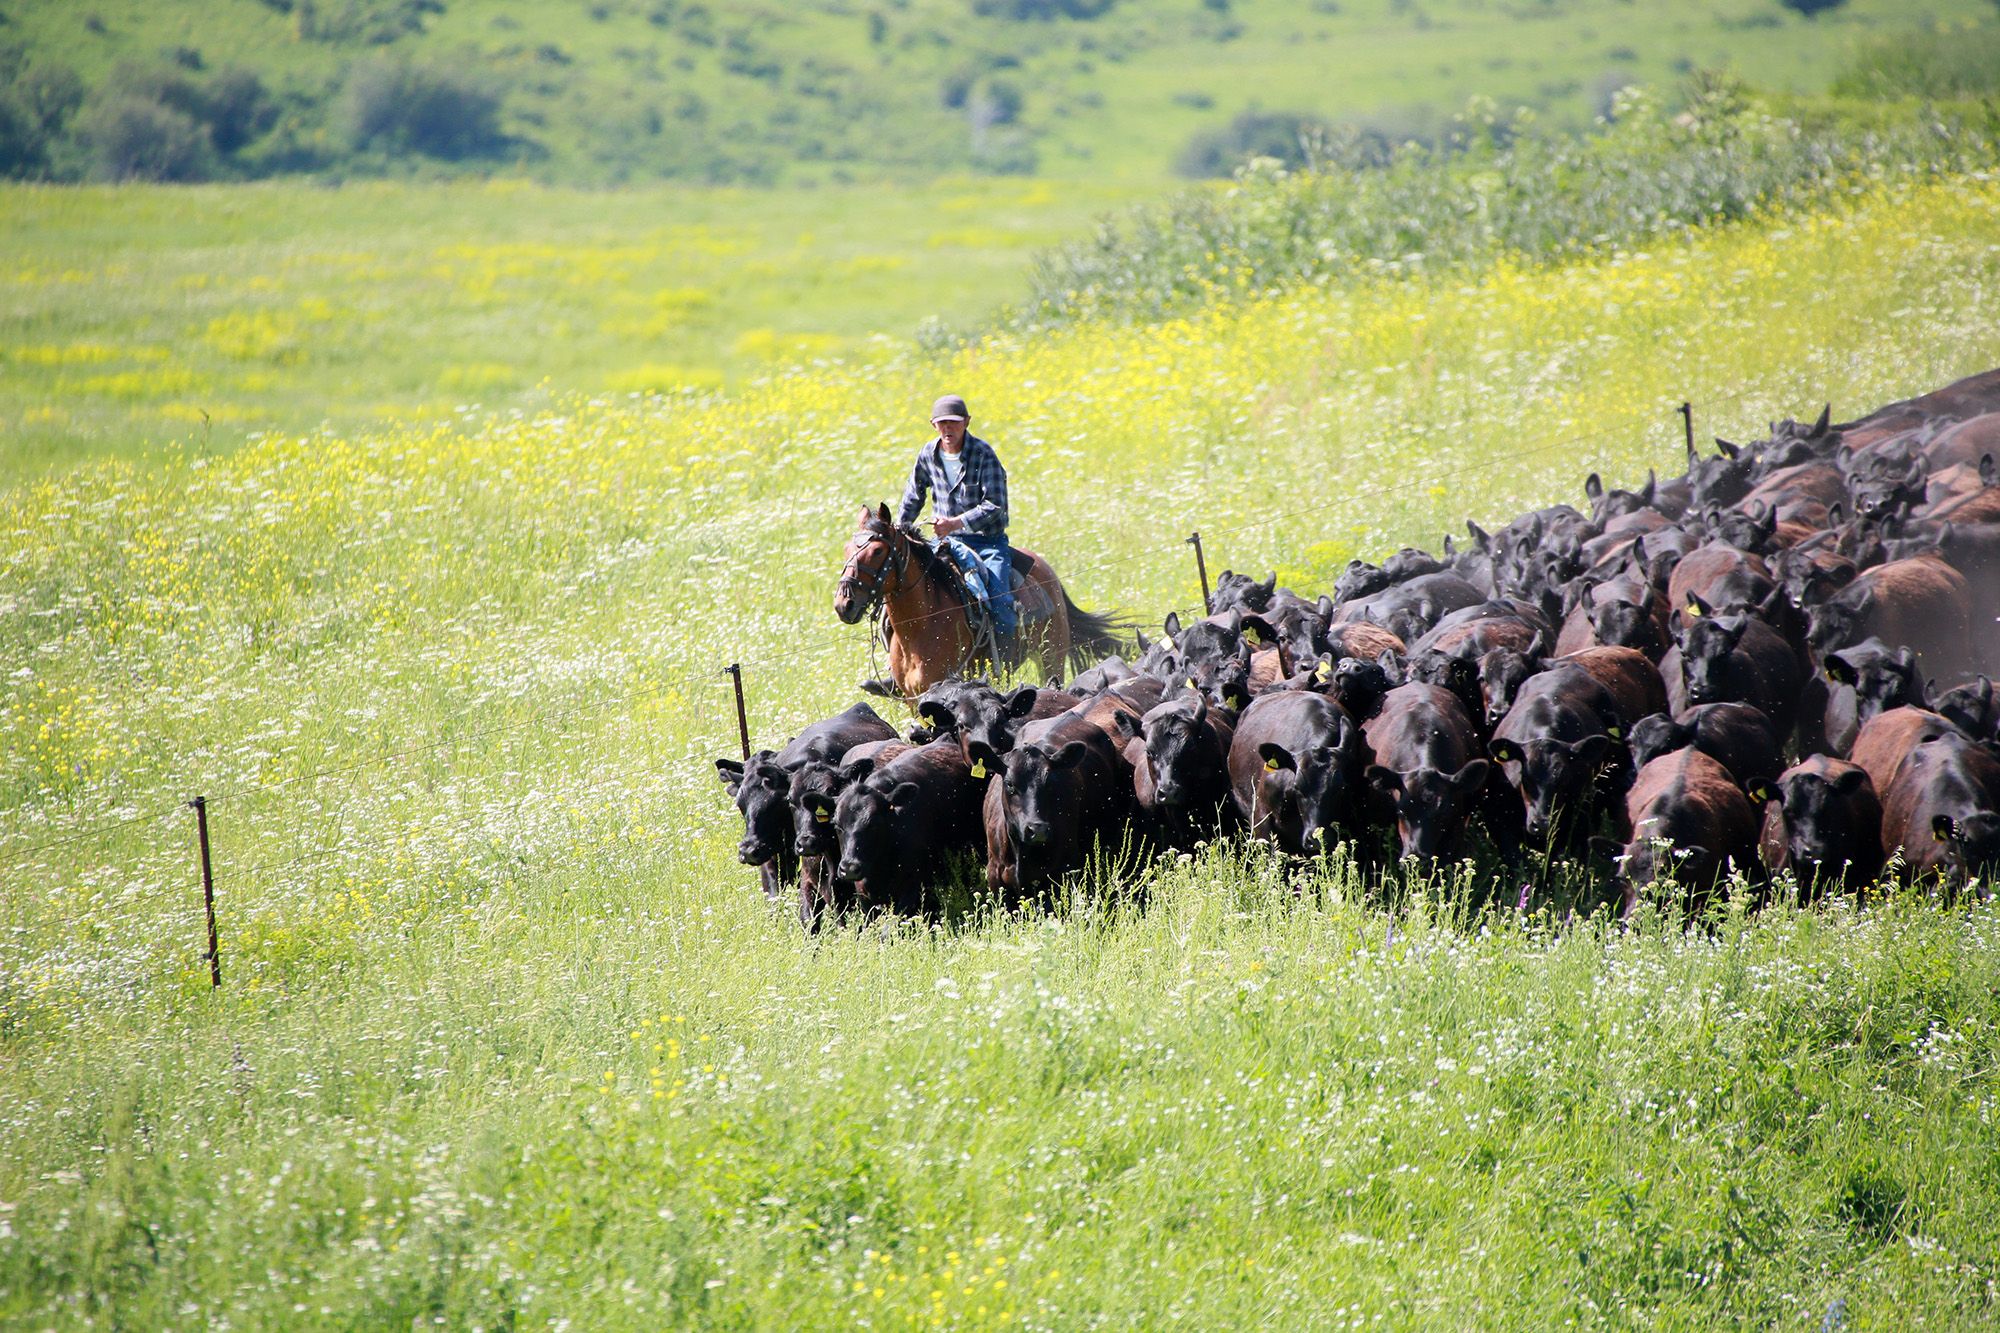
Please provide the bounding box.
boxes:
[1746,756,1884,901]
[1819,638,1928,758]
[1662,602,1806,737]
[831,740,987,916]
[984,715,1134,906]
[1627,703,1785,787]
[715,702,897,898]
[1228,691,1370,856]
[1487,664,1628,851]
[1361,684,1491,862]
[1117,691,1239,852]
[789,739,911,930]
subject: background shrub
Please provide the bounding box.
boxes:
[338,56,505,159]
[75,94,214,181]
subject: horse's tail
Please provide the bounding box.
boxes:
[1063,593,1136,675]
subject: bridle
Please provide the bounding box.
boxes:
[838,523,909,621]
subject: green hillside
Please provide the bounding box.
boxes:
[3,0,1994,184]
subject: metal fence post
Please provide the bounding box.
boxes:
[1186,531,1213,616]
[188,795,221,988]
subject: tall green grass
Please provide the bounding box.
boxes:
[1017,83,2000,327]
[5,173,2000,1324]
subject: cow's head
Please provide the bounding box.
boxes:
[955,684,1044,770]
[1478,648,1538,731]
[790,755,875,861]
[1367,759,1491,861]
[1329,656,1394,722]
[1626,712,1689,771]
[1489,733,1616,843]
[1749,763,1871,899]
[1135,693,1221,809]
[1258,718,1364,853]
[1590,597,1667,659]
[1930,812,2000,883]
[998,739,1096,870]
[831,773,920,899]
[1677,609,1753,707]
[715,749,797,865]
[1804,596,1867,662]
[1823,642,1926,728]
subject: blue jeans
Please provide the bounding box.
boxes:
[952,534,1017,637]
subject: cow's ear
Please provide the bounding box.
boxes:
[1823,652,1856,686]
[1162,611,1182,639]
[1981,453,1998,488]
[1831,767,1867,797]
[1584,472,1604,502]
[888,781,923,809]
[1685,592,1713,620]
[1488,738,1523,766]
[1715,437,1740,459]
[1449,758,1490,795]
[1240,613,1276,648]
[1316,594,1335,618]
[1812,403,1832,438]
[1365,763,1403,796]
[1573,733,1615,766]
[1588,835,1627,865]
[803,793,837,822]
[1641,468,1657,503]
[840,756,877,784]
[1379,648,1403,682]
[1257,742,1296,773]
[1049,740,1093,769]
[1826,501,1846,529]
[1466,519,1491,550]
[1004,686,1040,718]
[715,757,745,791]
[919,701,955,731]
[1111,710,1140,740]
[1932,814,1957,844]
[1259,572,1277,595]
[1743,776,1777,806]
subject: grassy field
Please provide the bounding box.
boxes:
[5,171,2000,1324]
[0,176,1146,480]
[6,0,1993,185]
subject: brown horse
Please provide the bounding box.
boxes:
[834,503,1128,699]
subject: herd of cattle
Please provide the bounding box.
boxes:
[719,368,2000,927]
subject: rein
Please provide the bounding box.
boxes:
[840,522,995,687]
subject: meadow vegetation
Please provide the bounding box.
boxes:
[5,167,2000,1323]
[4,0,1996,185]
[0,175,1146,480]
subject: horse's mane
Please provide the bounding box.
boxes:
[866,518,970,606]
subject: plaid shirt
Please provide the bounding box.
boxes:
[897,433,1009,537]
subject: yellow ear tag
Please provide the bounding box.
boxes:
[1608,725,1622,739]
[1314,660,1333,682]
[1686,601,1703,618]
[970,759,987,779]
[813,808,831,823]
[1263,756,1280,772]
[1186,677,1198,689]
[1244,627,1262,646]
[1934,825,1950,842]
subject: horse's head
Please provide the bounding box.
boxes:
[835,503,908,624]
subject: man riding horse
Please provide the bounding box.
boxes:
[898,393,1016,642]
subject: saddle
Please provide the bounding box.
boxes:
[934,541,1057,655]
